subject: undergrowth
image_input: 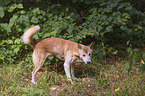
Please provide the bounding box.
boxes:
[0,58,145,95]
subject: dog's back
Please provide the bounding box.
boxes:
[35,37,80,57]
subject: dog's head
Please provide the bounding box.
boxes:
[78,42,93,64]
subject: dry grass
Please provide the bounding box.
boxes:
[0,59,145,95]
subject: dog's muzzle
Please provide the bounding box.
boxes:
[85,61,91,64]
[87,61,91,64]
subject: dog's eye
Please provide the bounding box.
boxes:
[89,54,91,56]
[83,54,86,57]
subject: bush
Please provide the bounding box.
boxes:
[0,0,145,71]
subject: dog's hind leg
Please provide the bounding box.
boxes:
[31,51,49,84]
[31,65,42,84]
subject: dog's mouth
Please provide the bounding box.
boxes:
[84,61,91,64]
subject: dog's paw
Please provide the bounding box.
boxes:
[72,77,78,80]
[31,80,37,84]
[67,79,74,84]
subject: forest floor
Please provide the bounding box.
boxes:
[0,58,145,95]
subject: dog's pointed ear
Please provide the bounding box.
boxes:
[89,42,93,49]
[78,44,82,50]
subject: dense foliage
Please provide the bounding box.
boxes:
[0,0,145,95]
[0,0,145,71]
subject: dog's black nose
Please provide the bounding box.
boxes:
[87,61,91,64]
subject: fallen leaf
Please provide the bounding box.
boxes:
[41,67,45,70]
[115,87,121,92]
[60,75,63,77]
[50,87,57,90]
[2,90,5,94]
[141,59,144,64]
[117,75,119,78]
[82,78,86,81]
[49,86,59,91]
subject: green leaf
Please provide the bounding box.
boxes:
[29,87,34,93]
[22,88,29,93]
[126,40,130,46]
[33,34,39,40]
[0,23,11,32]
[0,7,4,18]
[139,64,145,72]
[111,50,118,55]
[16,4,23,9]
[108,47,118,55]
[120,25,128,31]
[98,26,102,32]
[30,17,38,23]
[19,15,29,25]
[48,56,54,60]
[57,28,62,35]
[130,56,136,66]
[125,63,131,71]
[108,16,113,22]
[101,15,107,20]
[32,8,41,14]
[43,33,50,38]
[9,15,18,27]
[127,47,132,54]
[8,4,17,12]
[118,3,125,10]
[125,5,132,10]
[14,47,20,53]
[14,39,21,44]
[71,0,78,3]
[67,26,74,33]
[108,47,114,52]
[8,4,23,12]
[7,40,13,44]
[106,25,112,32]
[85,0,92,4]
[143,53,145,61]
[122,13,130,19]
[34,89,44,95]
[22,94,27,96]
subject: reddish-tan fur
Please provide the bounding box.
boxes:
[22,25,93,84]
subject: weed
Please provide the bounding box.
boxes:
[0,59,145,95]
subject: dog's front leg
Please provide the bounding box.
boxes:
[71,63,77,80]
[64,61,73,84]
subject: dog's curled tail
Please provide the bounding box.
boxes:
[22,25,40,47]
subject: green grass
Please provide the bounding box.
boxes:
[0,58,145,96]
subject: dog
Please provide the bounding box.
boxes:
[22,25,93,84]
